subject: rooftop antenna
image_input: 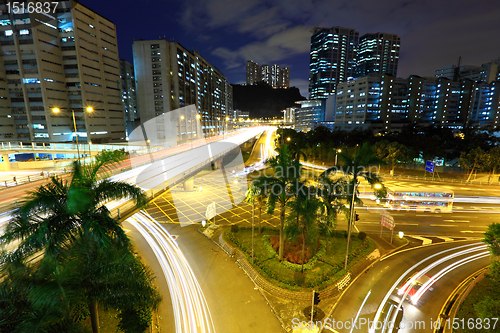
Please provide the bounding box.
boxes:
[453,56,462,82]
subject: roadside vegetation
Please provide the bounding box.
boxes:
[455,223,500,332]
[0,150,161,333]
[279,124,500,181]
[238,141,383,290]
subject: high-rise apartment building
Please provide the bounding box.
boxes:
[356,32,400,77]
[435,59,500,83]
[260,64,270,84]
[271,64,280,88]
[334,74,500,132]
[246,60,259,85]
[245,61,290,88]
[280,67,290,88]
[120,59,138,135]
[133,39,232,141]
[309,26,359,100]
[0,0,126,143]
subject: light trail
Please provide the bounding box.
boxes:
[410,251,490,304]
[369,243,486,333]
[128,211,215,333]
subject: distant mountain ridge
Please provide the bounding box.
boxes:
[232,82,305,118]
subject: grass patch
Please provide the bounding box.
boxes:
[225,227,376,290]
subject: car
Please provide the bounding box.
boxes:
[397,272,434,304]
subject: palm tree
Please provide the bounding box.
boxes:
[1,150,147,261]
[285,182,323,272]
[322,143,386,268]
[254,144,300,261]
[0,150,152,333]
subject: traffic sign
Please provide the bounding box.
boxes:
[425,160,435,173]
[205,202,217,220]
[381,211,395,230]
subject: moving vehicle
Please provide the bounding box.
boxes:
[385,186,454,213]
[397,272,434,305]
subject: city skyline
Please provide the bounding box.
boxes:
[82,0,500,97]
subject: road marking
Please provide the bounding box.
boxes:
[350,290,371,333]
[430,224,458,227]
[437,236,455,242]
[443,220,469,223]
[410,236,433,245]
[460,230,481,233]
[397,223,419,226]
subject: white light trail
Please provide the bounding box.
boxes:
[369,243,486,333]
[128,211,215,333]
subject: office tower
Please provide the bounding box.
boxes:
[309,26,359,100]
[260,64,270,85]
[246,60,259,85]
[356,32,400,77]
[280,67,290,88]
[133,39,232,140]
[120,59,138,135]
[0,0,126,143]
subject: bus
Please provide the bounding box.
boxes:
[384,187,454,213]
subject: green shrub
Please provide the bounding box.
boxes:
[294,271,306,286]
[357,232,367,241]
[231,224,239,233]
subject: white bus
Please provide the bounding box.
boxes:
[385,187,454,213]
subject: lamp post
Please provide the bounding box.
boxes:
[344,181,358,270]
[52,107,93,160]
[344,182,381,270]
[335,148,342,165]
[224,116,229,139]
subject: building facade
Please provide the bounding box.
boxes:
[133,39,233,141]
[356,32,400,77]
[0,0,126,143]
[246,60,259,85]
[309,26,359,100]
[295,100,323,132]
[435,59,500,83]
[120,59,137,135]
[334,74,500,132]
[280,67,290,88]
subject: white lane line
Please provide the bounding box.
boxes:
[430,224,458,227]
[350,290,371,333]
[443,220,470,223]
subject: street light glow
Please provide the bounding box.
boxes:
[52,107,60,113]
[86,107,93,112]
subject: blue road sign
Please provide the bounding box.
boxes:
[425,160,435,173]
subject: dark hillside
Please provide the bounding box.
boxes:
[232,82,305,118]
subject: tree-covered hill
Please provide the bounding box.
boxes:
[232,82,305,118]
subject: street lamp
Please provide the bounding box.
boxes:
[52,107,93,160]
[335,148,342,165]
[344,181,381,270]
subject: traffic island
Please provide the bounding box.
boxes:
[215,226,381,332]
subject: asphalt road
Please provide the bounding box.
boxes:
[326,241,490,333]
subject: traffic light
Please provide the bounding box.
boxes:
[355,213,360,221]
[313,291,320,305]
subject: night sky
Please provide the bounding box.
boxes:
[81,0,500,97]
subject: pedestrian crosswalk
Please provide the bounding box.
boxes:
[406,234,471,245]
